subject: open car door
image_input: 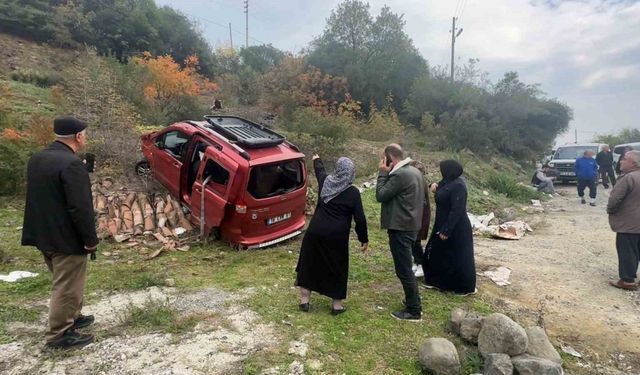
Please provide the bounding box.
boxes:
[191,146,238,234]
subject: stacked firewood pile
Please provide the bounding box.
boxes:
[91,178,196,258]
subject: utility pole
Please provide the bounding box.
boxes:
[575,128,578,144]
[450,17,463,83]
[243,0,249,48]
[229,23,233,49]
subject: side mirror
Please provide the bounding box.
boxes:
[155,140,165,149]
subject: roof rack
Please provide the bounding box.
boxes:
[185,120,250,160]
[203,115,285,149]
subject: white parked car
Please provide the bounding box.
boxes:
[548,143,607,184]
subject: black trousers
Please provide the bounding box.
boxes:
[388,230,421,314]
[600,166,616,187]
[412,239,424,265]
[616,233,640,282]
[577,178,597,199]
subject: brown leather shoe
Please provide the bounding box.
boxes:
[609,280,638,291]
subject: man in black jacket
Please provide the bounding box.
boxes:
[22,117,99,349]
[596,145,616,188]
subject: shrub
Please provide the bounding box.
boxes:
[10,69,63,88]
[0,135,30,196]
[25,114,55,147]
[484,173,542,203]
[359,105,403,142]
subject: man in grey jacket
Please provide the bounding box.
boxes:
[607,150,640,291]
[376,144,425,320]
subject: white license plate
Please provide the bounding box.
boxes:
[267,212,291,225]
[560,172,574,176]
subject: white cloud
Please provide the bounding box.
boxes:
[582,65,639,89]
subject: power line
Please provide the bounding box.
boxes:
[458,0,469,26]
[185,12,267,46]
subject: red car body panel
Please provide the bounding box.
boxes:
[140,118,307,248]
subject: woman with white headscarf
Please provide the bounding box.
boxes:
[295,155,369,315]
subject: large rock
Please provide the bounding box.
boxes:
[511,354,563,375]
[525,327,562,365]
[478,313,528,357]
[460,313,484,344]
[418,338,461,375]
[483,353,513,375]
[448,307,468,335]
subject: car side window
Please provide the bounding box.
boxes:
[202,159,230,195]
[158,131,189,160]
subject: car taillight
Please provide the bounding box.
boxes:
[235,205,247,214]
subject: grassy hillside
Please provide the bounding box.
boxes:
[0,34,553,374]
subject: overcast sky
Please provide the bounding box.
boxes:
[156,0,640,146]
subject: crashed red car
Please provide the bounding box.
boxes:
[137,116,307,249]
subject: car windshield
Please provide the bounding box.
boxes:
[247,160,304,199]
[554,146,598,160]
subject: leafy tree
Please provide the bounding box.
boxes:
[595,128,640,147]
[239,45,285,74]
[308,1,427,112]
[134,52,217,123]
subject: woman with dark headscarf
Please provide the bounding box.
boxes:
[423,160,476,295]
[295,155,369,314]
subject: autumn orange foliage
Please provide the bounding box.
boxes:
[25,114,55,147]
[134,52,217,106]
[1,128,25,142]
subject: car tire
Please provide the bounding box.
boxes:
[135,160,152,179]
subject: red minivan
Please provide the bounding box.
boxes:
[138,116,307,249]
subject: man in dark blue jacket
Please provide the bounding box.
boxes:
[574,150,598,206]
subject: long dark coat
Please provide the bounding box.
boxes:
[295,159,368,300]
[423,177,476,294]
[22,141,98,254]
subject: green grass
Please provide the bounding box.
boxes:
[2,80,57,125]
[0,191,493,374]
[484,173,544,204]
[119,298,199,335]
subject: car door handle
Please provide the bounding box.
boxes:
[194,187,202,193]
[172,162,180,167]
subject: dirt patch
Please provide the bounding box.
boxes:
[0,287,277,375]
[475,186,640,374]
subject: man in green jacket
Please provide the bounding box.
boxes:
[376,144,425,321]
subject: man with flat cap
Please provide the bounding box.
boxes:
[22,116,99,349]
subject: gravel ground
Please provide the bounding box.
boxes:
[475,185,640,374]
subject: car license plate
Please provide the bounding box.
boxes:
[267,212,291,225]
[560,172,573,176]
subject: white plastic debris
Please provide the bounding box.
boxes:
[561,345,582,358]
[174,227,187,236]
[481,267,511,286]
[467,212,496,234]
[494,221,533,240]
[0,271,39,282]
[531,199,542,207]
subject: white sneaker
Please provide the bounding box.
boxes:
[414,265,424,278]
[412,264,418,273]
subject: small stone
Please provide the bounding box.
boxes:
[525,326,562,364]
[127,260,134,265]
[484,353,513,375]
[288,341,308,357]
[164,278,176,287]
[287,360,304,375]
[102,252,112,257]
[447,307,468,335]
[478,313,528,357]
[307,359,323,370]
[460,313,484,344]
[511,354,563,375]
[418,337,461,375]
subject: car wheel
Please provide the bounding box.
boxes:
[135,160,152,179]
